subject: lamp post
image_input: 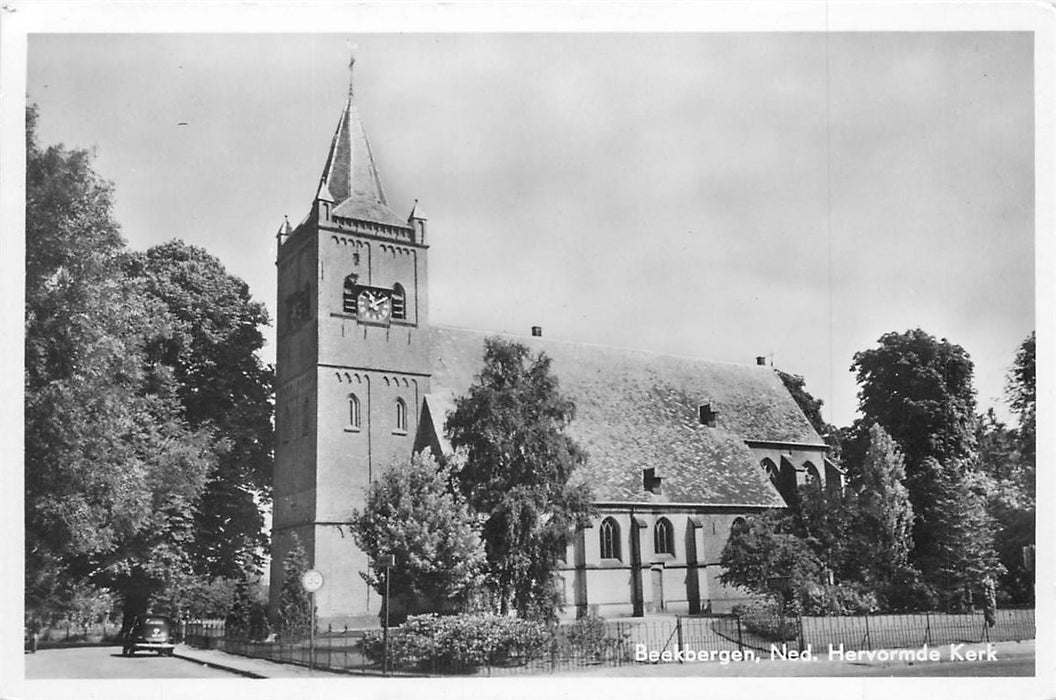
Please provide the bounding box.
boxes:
[378,554,395,675]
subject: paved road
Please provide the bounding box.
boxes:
[25,645,240,679]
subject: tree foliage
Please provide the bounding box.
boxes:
[719,513,823,603]
[851,329,977,473]
[350,451,487,624]
[776,370,829,439]
[127,241,274,580]
[445,338,594,620]
[24,105,215,628]
[24,105,273,628]
[1006,331,1035,462]
[850,329,978,586]
[277,534,312,638]
[848,424,915,586]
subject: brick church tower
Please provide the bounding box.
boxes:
[270,57,430,627]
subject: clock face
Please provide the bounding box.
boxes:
[357,288,392,324]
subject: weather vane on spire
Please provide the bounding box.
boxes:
[347,40,358,97]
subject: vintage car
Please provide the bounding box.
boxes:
[122,615,175,656]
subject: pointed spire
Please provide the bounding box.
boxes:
[312,53,408,229]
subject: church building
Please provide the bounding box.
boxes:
[269,61,841,627]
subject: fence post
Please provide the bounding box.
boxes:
[736,615,744,653]
[864,613,871,650]
[676,617,684,663]
[797,611,805,653]
[923,611,931,646]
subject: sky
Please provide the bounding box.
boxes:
[24,31,1035,429]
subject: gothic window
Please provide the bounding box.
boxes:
[600,517,621,560]
[343,274,358,315]
[804,462,821,489]
[395,397,408,433]
[347,393,361,430]
[761,458,779,482]
[392,283,406,320]
[654,517,675,556]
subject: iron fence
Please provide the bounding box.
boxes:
[182,607,1034,676]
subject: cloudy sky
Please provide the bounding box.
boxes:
[25,31,1034,428]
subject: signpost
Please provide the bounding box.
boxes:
[378,554,395,675]
[301,569,324,671]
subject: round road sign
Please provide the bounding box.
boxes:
[301,569,324,593]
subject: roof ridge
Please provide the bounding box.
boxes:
[430,324,769,370]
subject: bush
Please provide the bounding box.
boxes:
[555,614,624,661]
[800,582,879,616]
[362,614,551,672]
[732,599,799,641]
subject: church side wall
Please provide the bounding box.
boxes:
[557,508,766,619]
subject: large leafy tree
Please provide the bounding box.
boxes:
[126,241,274,580]
[850,329,977,584]
[24,105,214,628]
[350,451,486,624]
[445,338,594,620]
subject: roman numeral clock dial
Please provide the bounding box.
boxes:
[356,287,392,324]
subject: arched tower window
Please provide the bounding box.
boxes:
[654,517,675,556]
[395,397,408,433]
[392,283,406,320]
[347,393,361,430]
[600,517,621,560]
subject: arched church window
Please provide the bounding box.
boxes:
[392,283,406,320]
[395,397,408,433]
[348,393,361,430]
[600,517,621,560]
[761,458,779,482]
[804,462,821,489]
[654,517,675,556]
[343,274,358,315]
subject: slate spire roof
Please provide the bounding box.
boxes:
[315,56,408,228]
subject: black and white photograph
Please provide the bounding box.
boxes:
[2,3,1052,699]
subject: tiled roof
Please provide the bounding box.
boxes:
[427,326,822,507]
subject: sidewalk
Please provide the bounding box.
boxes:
[173,644,360,678]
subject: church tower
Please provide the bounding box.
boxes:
[270,57,430,627]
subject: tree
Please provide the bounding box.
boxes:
[445,338,594,620]
[850,329,977,583]
[1006,331,1035,465]
[776,370,830,439]
[719,512,823,603]
[350,451,486,624]
[127,241,274,581]
[24,105,215,629]
[847,424,915,588]
[921,459,1003,610]
[277,534,312,639]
